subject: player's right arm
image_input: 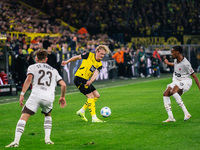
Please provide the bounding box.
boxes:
[58,80,67,108]
[61,54,82,66]
[164,59,174,66]
[85,69,100,86]
[191,73,200,91]
[19,74,33,107]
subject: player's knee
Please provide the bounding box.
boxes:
[96,94,100,99]
[44,113,51,117]
[163,91,169,96]
[170,89,176,95]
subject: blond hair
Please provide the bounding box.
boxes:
[95,45,110,54]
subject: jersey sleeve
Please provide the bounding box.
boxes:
[27,65,34,76]
[97,65,102,72]
[81,52,90,59]
[55,70,63,82]
[185,61,194,75]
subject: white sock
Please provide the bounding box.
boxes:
[80,108,85,113]
[14,120,26,144]
[163,96,174,119]
[92,114,97,120]
[172,93,189,115]
[44,116,52,142]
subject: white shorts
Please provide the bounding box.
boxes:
[167,79,192,93]
[24,96,53,114]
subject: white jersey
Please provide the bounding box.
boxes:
[27,63,62,102]
[173,57,194,81]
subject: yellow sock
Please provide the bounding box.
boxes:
[82,101,88,111]
[94,97,98,103]
[87,98,96,116]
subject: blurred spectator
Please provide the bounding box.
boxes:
[108,40,115,53]
[27,52,35,66]
[0,70,8,85]
[112,48,124,78]
[62,43,68,54]
[68,36,77,55]
[123,48,133,79]
[47,46,57,69]
[190,48,198,70]
[27,44,34,54]
[153,48,161,61]
[78,27,88,35]
[43,36,51,49]
[22,44,28,54]
[151,54,160,77]
[138,47,148,78]
[15,48,27,87]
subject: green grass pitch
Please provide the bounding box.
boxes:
[0,74,200,150]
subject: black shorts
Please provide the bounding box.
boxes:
[74,76,96,95]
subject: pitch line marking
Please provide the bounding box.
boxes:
[0,77,170,106]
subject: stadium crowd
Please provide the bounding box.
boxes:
[36,0,199,41]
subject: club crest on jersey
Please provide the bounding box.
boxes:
[180,82,184,86]
[90,65,96,72]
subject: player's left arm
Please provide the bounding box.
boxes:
[61,54,82,66]
[19,74,33,107]
[58,79,67,108]
[191,73,200,90]
[85,69,99,86]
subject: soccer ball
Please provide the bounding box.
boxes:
[100,107,111,117]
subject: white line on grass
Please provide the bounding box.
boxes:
[0,77,170,106]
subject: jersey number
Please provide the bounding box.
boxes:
[38,70,52,86]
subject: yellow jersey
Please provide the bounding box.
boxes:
[75,52,102,80]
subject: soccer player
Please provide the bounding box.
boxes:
[62,45,110,122]
[163,46,200,122]
[6,49,67,148]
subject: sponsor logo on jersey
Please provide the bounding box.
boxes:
[175,72,181,77]
[90,65,96,72]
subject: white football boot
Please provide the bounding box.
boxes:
[5,142,19,148]
[162,118,176,123]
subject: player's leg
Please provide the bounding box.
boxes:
[76,86,89,121]
[80,99,89,112]
[163,86,176,122]
[43,113,54,144]
[86,91,105,122]
[5,107,33,148]
[6,96,38,147]
[41,100,54,144]
[80,89,100,110]
[171,85,191,121]
[92,90,100,102]
[74,77,89,121]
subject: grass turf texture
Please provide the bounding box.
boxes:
[0,74,200,150]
